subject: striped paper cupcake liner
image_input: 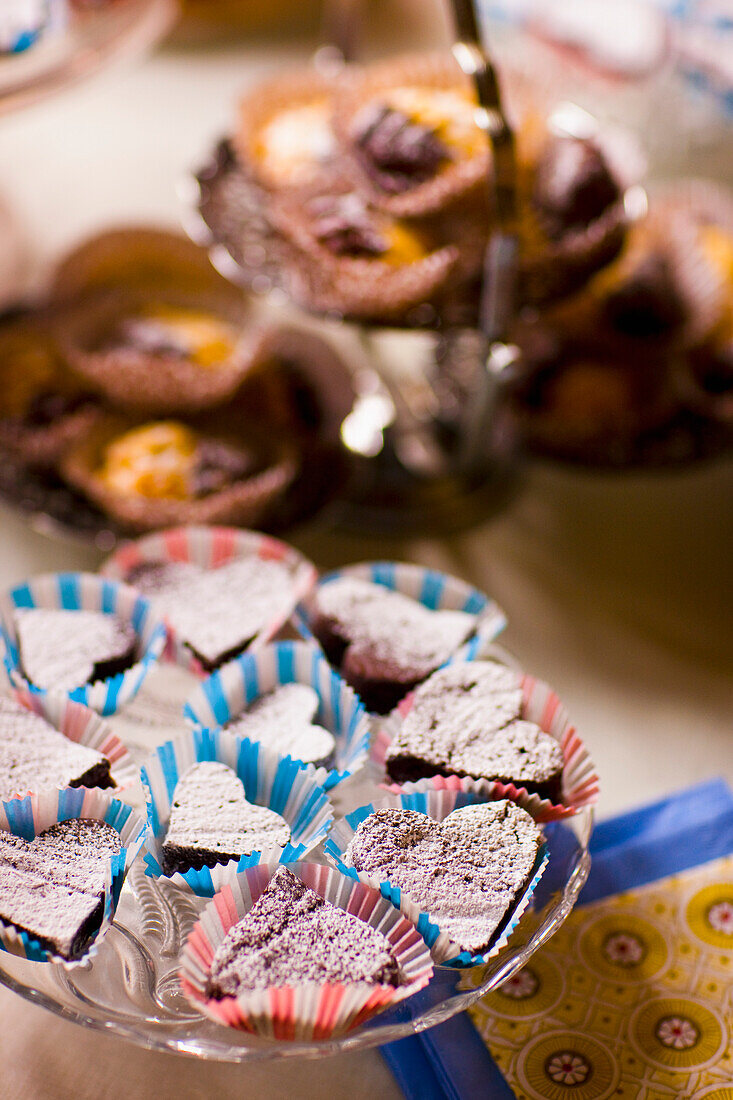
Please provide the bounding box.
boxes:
[179,861,434,1039]
[141,727,334,896]
[184,640,371,791]
[373,664,600,823]
[101,526,317,674]
[293,561,507,684]
[324,789,549,967]
[9,687,140,794]
[0,572,166,716]
[0,786,148,967]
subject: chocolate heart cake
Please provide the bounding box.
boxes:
[344,801,543,954]
[206,865,403,998]
[128,556,293,671]
[0,697,114,798]
[14,608,137,692]
[384,662,564,800]
[311,577,477,713]
[225,683,335,768]
[161,761,291,876]
[0,818,122,960]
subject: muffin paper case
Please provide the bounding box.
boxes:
[183,640,371,791]
[179,861,435,1039]
[0,786,148,967]
[324,790,549,968]
[141,727,334,896]
[57,285,264,417]
[0,573,167,716]
[101,526,317,673]
[8,686,140,794]
[373,666,600,823]
[293,561,507,668]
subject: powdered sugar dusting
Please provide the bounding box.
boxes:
[163,761,290,863]
[344,802,542,953]
[0,697,110,798]
[0,819,122,959]
[226,683,335,766]
[315,577,476,679]
[385,662,564,793]
[207,866,402,996]
[14,608,136,691]
[129,557,293,666]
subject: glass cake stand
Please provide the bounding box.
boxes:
[0,0,177,117]
[0,661,592,1062]
[183,102,733,476]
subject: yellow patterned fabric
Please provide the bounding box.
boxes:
[466,857,733,1100]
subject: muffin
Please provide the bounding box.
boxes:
[0,311,99,469]
[332,52,494,218]
[60,417,297,533]
[235,69,338,192]
[58,286,262,415]
[266,178,460,321]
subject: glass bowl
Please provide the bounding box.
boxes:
[0,662,592,1062]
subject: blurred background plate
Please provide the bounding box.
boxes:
[0,0,177,117]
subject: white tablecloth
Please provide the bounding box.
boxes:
[0,26,731,1100]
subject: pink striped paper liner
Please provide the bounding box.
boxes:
[179,861,434,1040]
[9,686,139,793]
[101,526,317,673]
[373,666,599,823]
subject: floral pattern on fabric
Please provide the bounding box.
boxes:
[467,857,733,1099]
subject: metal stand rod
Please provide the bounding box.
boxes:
[448,0,520,473]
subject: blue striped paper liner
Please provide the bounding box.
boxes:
[0,785,149,967]
[0,572,167,716]
[325,790,549,967]
[141,727,335,897]
[183,641,371,791]
[292,562,506,691]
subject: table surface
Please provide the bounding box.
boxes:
[1,17,732,1099]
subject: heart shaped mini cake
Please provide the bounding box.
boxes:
[0,697,113,798]
[206,866,404,998]
[14,608,137,692]
[344,801,543,955]
[225,683,335,768]
[311,577,477,713]
[0,818,122,960]
[161,761,291,875]
[128,556,294,671]
[384,662,565,800]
